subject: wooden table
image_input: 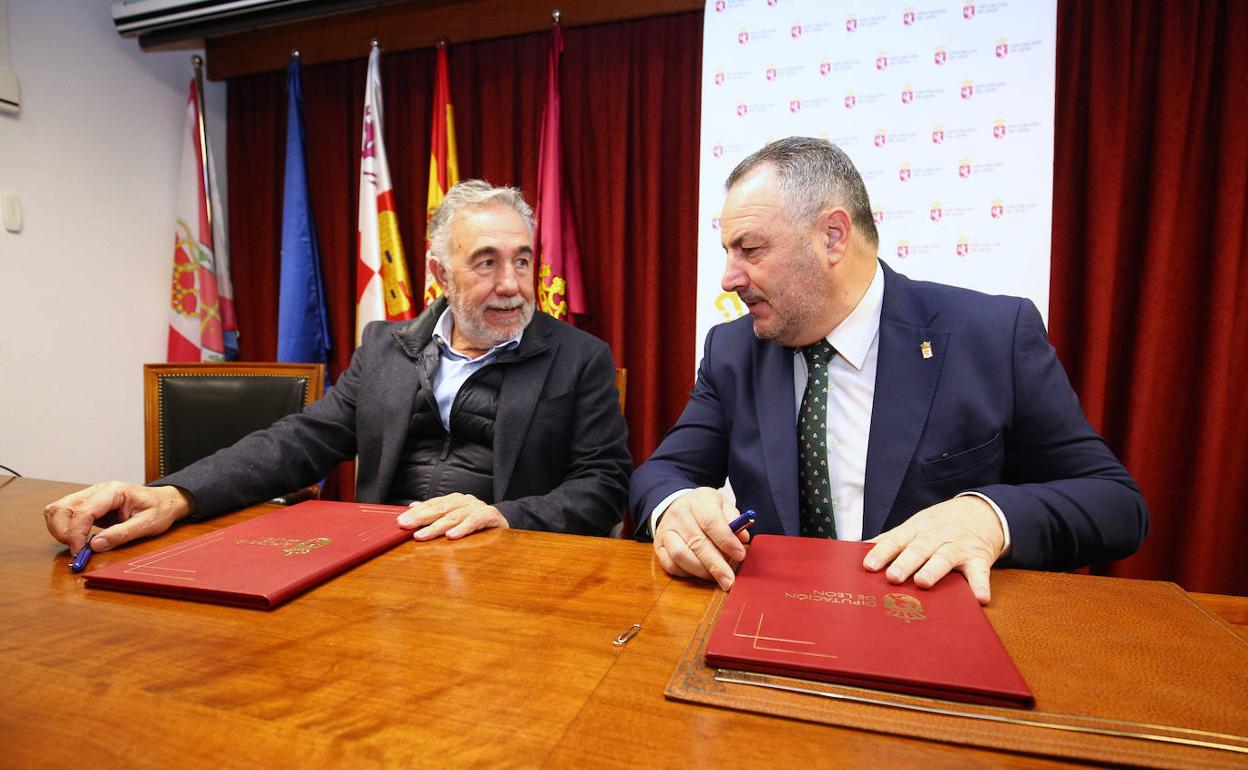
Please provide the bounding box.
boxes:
[2,477,1244,769]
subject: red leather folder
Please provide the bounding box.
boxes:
[84,501,409,609]
[705,535,1034,708]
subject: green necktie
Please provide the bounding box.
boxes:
[798,340,837,538]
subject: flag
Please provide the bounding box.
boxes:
[355,45,413,346]
[424,41,459,306]
[167,72,237,361]
[534,21,587,324]
[277,55,331,364]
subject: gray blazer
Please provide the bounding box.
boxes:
[160,299,632,536]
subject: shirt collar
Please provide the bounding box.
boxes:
[827,260,884,371]
[431,306,524,361]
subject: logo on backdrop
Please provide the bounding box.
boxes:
[876,53,889,70]
[993,120,1007,139]
[715,0,725,12]
[991,199,1005,219]
[934,46,948,65]
[961,81,974,99]
[820,59,832,76]
[766,66,778,81]
[996,39,1009,58]
[956,236,970,256]
[846,15,858,32]
[897,240,911,259]
[874,129,887,147]
[959,158,973,178]
[903,8,916,26]
[930,202,943,222]
[932,125,945,144]
[872,208,885,225]
[963,2,976,20]
[901,86,914,105]
[844,91,857,109]
[791,24,803,38]
[790,98,801,112]
[899,163,912,182]
[738,29,749,45]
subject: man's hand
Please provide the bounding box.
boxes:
[43,483,193,554]
[653,487,750,591]
[863,496,1005,605]
[398,493,510,541]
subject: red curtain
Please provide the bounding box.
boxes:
[226,13,701,505]
[1051,0,1248,594]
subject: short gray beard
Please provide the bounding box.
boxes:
[748,244,828,346]
[445,283,534,347]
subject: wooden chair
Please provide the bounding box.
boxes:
[143,362,326,502]
[615,367,627,415]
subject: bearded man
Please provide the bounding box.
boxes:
[46,181,631,555]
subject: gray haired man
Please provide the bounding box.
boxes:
[46,180,631,555]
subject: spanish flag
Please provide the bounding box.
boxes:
[424,41,459,306]
[355,44,414,346]
[534,20,587,324]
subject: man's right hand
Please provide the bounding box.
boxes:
[652,486,749,591]
[43,483,193,554]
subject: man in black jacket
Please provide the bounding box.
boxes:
[45,181,630,555]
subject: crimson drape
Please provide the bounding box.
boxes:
[228,5,1247,593]
[1051,0,1248,594]
[226,13,701,506]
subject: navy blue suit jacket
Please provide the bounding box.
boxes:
[631,261,1147,570]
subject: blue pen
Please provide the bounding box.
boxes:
[728,509,756,534]
[69,539,95,574]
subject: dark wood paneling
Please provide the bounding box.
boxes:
[205,0,703,79]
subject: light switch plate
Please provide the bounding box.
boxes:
[2,192,22,233]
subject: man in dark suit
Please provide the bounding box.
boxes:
[631,137,1146,603]
[46,181,630,554]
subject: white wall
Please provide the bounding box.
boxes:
[0,0,227,485]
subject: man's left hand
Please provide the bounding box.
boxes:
[397,493,510,541]
[863,496,1005,605]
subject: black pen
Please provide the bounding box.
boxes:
[69,538,95,574]
[728,509,756,534]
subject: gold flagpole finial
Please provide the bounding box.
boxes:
[552,9,561,24]
[191,54,203,70]
[435,36,449,50]
[291,49,301,59]
[370,38,380,50]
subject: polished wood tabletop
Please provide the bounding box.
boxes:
[2,477,1243,769]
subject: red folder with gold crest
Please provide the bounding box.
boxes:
[83,501,409,609]
[705,535,1034,708]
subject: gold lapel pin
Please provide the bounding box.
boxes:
[920,340,933,359]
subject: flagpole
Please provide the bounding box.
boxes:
[191,55,212,234]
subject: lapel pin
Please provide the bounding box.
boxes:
[920,340,933,359]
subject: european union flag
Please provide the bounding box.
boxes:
[277,55,331,364]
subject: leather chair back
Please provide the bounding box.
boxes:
[144,363,325,483]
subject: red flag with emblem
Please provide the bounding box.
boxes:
[168,71,237,361]
[534,21,587,325]
[355,45,414,345]
[424,41,459,306]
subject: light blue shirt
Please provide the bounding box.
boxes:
[429,308,523,430]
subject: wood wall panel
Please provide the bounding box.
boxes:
[205,0,702,80]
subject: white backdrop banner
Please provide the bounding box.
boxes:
[696,0,1056,364]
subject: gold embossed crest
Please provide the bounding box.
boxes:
[883,592,926,623]
[235,536,332,556]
